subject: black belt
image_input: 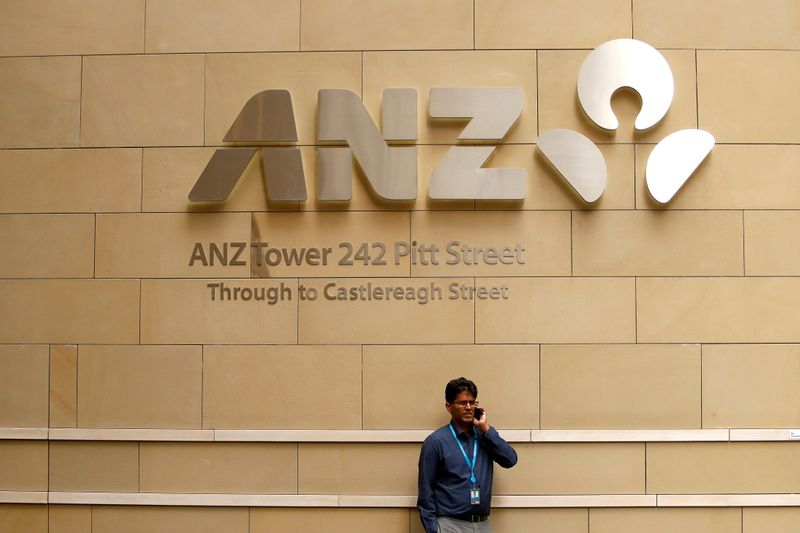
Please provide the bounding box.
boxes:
[443,513,489,523]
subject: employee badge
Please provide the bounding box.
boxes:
[470,486,481,505]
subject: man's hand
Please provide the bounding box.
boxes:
[473,408,490,433]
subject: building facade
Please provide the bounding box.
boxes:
[1,1,800,531]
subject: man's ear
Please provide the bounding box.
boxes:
[445,402,453,416]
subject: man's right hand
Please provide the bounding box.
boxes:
[473,407,489,433]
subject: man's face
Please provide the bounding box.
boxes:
[446,390,478,426]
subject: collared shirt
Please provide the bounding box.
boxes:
[417,423,518,533]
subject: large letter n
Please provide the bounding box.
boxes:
[316,89,417,201]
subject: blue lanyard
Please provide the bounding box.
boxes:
[448,423,478,484]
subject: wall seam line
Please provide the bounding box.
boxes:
[569,210,574,276]
[537,345,542,430]
[48,344,52,430]
[72,345,77,429]
[634,277,638,343]
[75,346,80,429]
[361,344,365,430]
[473,0,476,50]
[296,277,300,344]
[139,149,144,212]
[93,217,97,280]
[5,46,800,56]
[408,213,412,277]
[633,144,638,209]
[47,344,52,506]
[630,0,634,38]
[202,54,207,147]
[200,344,205,430]
[535,50,540,138]
[79,56,84,147]
[473,276,477,344]
[587,506,591,533]
[741,210,746,275]
[700,343,704,429]
[695,49,700,128]
[142,0,148,53]
[644,441,648,495]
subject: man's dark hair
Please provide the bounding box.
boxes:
[445,377,478,404]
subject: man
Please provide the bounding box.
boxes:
[417,377,518,533]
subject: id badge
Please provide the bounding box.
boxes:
[470,486,481,505]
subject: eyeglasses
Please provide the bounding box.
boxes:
[451,400,479,408]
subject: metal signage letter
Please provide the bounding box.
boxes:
[428,87,525,200]
[316,88,417,201]
[188,39,712,207]
[577,39,674,131]
[539,38,714,204]
[189,89,307,202]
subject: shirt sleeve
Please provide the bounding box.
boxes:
[417,439,440,533]
[480,426,518,468]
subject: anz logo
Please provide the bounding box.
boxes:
[189,39,713,206]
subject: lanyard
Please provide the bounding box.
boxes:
[448,423,478,484]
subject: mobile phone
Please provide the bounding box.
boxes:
[474,407,484,420]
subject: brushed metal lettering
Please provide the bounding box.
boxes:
[317,89,417,201]
[188,148,258,202]
[428,87,525,199]
[190,89,305,202]
[261,147,307,201]
[646,129,715,204]
[428,146,525,200]
[382,88,417,142]
[577,39,674,131]
[190,38,702,206]
[224,89,298,142]
[316,147,354,201]
[429,87,523,141]
[537,129,607,204]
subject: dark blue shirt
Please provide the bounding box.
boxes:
[417,423,518,533]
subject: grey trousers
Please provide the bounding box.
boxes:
[437,516,493,533]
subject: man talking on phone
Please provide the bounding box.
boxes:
[417,377,518,533]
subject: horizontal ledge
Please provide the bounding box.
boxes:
[0,491,48,504]
[339,494,657,508]
[214,429,433,442]
[730,429,800,441]
[0,428,48,439]
[215,429,532,442]
[20,493,800,508]
[658,494,800,507]
[493,495,656,507]
[49,493,340,507]
[339,495,417,507]
[531,430,730,442]
[49,429,215,441]
[0,428,776,443]
[3,428,799,443]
